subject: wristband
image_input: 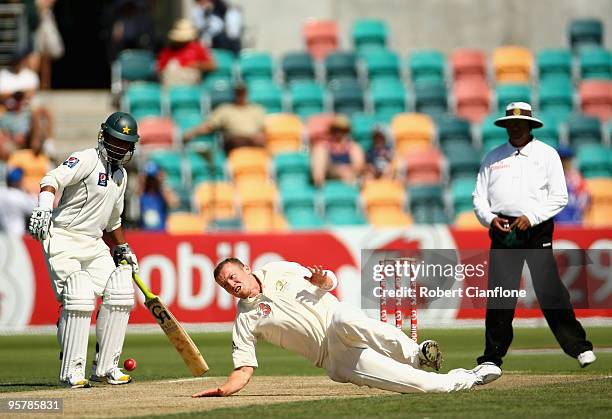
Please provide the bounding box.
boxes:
[38,191,55,209]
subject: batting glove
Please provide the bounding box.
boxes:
[28,207,52,241]
[113,243,139,272]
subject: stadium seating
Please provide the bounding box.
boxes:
[480,113,507,153]
[210,48,235,79]
[207,81,235,109]
[239,51,274,83]
[362,49,401,82]
[248,79,284,113]
[238,180,286,231]
[274,152,311,189]
[193,181,238,221]
[532,114,560,147]
[324,51,358,82]
[437,115,472,146]
[227,147,271,186]
[322,181,366,225]
[450,48,487,82]
[350,112,379,151]
[408,184,448,224]
[495,83,532,111]
[451,178,477,215]
[413,79,448,116]
[391,113,435,153]
[577,144,612,178]
[569,19,604,51]
[264,113,304,154]
[370,78,407,123]
[579,80,612,122]
[578,47,612,80]
[328,78,364,115]
[538,79,574,119]
[567,114,603,147]
[402,146,444,185]
[492,46,533,84]
[584,178,612,227]
[454,211,482,229]
[408,50,446,84]
[289,81,326,119]
[453,79,491,123]
[352,19,388,51]
[115,49,156,82]
[361,179,412,227]
[7,149,51,195]
[137,117,175,151]
[303,19,339,60]
[168,85,202,117]
[165,212,208,234]
[123,82,162,120]
[174,113,216,152]
[282,51,316,83]
[306,113,336,143]
[281,185,325,229]
[536,49,572,83]
[445,141,480,180]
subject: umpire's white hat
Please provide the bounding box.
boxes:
[494,102,543,128]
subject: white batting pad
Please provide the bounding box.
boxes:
[58,271,95,382]
[95,265,134,376]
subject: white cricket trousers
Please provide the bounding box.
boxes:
[323,304,476,393]
[43,227,115,300]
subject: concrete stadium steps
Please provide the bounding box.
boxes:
[38,90,114,160]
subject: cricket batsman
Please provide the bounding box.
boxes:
[28,112,140,388]
[192,258,502,397]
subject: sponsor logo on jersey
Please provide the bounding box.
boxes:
[62,156,79,168]
[98,172,108,187]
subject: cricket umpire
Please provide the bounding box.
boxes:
[472,102,595,369]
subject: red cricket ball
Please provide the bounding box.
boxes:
[123,358,137,371]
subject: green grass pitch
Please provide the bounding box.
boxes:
[1,326,610,418]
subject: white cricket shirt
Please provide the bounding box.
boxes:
[231,261,340,369]
[473,139,568,228]
[40,148,127,238]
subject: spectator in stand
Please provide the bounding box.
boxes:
[0,167,37,235]
[311,115,365,187]
[0,48,55,156]
[157,18,216,88]
[191,0,243,54]
[183,83,265,154]
[554,146,590,225]
[139,161,179,231]
[8,135,53,195]
[105,0,156,63]
[365,125,394,180]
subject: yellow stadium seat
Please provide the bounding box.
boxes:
[492,46,533,83]
[390,113,435,154]
[237,180,283,231]
[193,182,237,221]
[8,149,51,195]
[454,211,484,229]
[361,179,412,227]
[227,147,271,186]
[166,212,207,234]
[584,178,612,227]
[264,113,304,154]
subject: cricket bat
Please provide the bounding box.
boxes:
[132,270,209,376]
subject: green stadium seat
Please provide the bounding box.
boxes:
[451,178,476,215]
[352,19,388,51]
[577,144,612,178]
[282,52,315,84]
[567,114,603,147]
[329,78,364,115]
[168,85,202,117]
[579,47,612,80]
[322,181,366,225]
[480,113,507,153]
[414,79,448,116]
[324,51,358,82]
[533,113,561,146]
[538,79,574,119]
[408,184,448,224]
[124,82,162,120]
[350,113,379,151]
[536,49,572,83]
[569,19,604,52]
[117,49,156,82]
[437,115,472,146]
[445,142,480,180]
[289,81,325,119]
[281,186,325,229]
[207,82,235,109]
[248,80,284,113]
[362,49,401,81]
[239,51,274,83]
[148,150,182,184]
[495,83,532,111]
[211,48,235,79]
[174,113,217,152]
[408,50,446,84]
[370,78,407,122]
[274,152,311,189]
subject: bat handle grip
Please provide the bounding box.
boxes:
[132,272,156,300]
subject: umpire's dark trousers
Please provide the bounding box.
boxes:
[477,216,593,367]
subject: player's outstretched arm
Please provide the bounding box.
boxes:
[192,366,254,397]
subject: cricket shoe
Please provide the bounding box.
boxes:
[471,362,502,385]
[419,340,443,371]
[90,367,132,385]
[577,350,596,368]
[61,375,91,389]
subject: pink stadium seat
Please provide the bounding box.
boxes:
[579,80,612,122]
[453,79,491,123]
[137,117,175,150]
[402,146,444,185]
[450,48,487,82]
[303,19,339,60]
[306,113,336,144]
